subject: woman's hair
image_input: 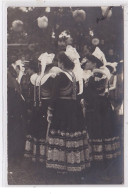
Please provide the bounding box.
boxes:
[106,65,114,74]
[86,54,103,68]
[58,51,75,70]
[28,59,39,73]
[44,63,55,73]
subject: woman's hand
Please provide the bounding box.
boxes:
[47,107,53,123]
[80,99,86,118]
[51,73,56,78]
[80,99,85,107]
[35,75,43,86]
[105,88,109,93]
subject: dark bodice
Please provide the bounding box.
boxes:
[84,75,108,109]
[20,71,77,109]
[40,72,77,100]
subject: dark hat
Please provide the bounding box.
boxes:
[85,54,104,68]
[8,55,19,66]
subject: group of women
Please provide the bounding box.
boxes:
[8,44,123,182]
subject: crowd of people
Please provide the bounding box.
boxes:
[7,30,123,182]
[7,6,123,184]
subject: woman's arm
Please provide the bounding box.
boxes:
[35,60,47,86]
[77,79,83,95]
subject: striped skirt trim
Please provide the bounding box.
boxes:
[46,129,92,172]
[89,136,121,161]
[24,135,46,163]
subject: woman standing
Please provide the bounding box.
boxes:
[45,50,91,182]
[24,54,55,164]
[82,52,121,173]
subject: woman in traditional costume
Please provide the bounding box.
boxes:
[24,53,55,164]
[82,47,121,173]
[45,47,91,181]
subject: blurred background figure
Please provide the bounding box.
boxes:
[7,58,26,165]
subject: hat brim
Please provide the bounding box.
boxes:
[86,54,104,68]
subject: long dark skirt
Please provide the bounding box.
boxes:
[86,95,121,161]
[24,100,50,163]
[46,99,91,173]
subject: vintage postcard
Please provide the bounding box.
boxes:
[1,0,128,187]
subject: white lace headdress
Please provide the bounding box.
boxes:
[64,45,80,63]
[92,47,107,66]
[38,52,55,66]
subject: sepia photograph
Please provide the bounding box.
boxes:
[7,6,124,185]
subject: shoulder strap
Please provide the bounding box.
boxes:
[64,70,77,100]
[61,71,73,82]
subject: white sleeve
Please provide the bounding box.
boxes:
[73,59,83,81]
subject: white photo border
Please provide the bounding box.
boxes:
[1,0,128,189]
